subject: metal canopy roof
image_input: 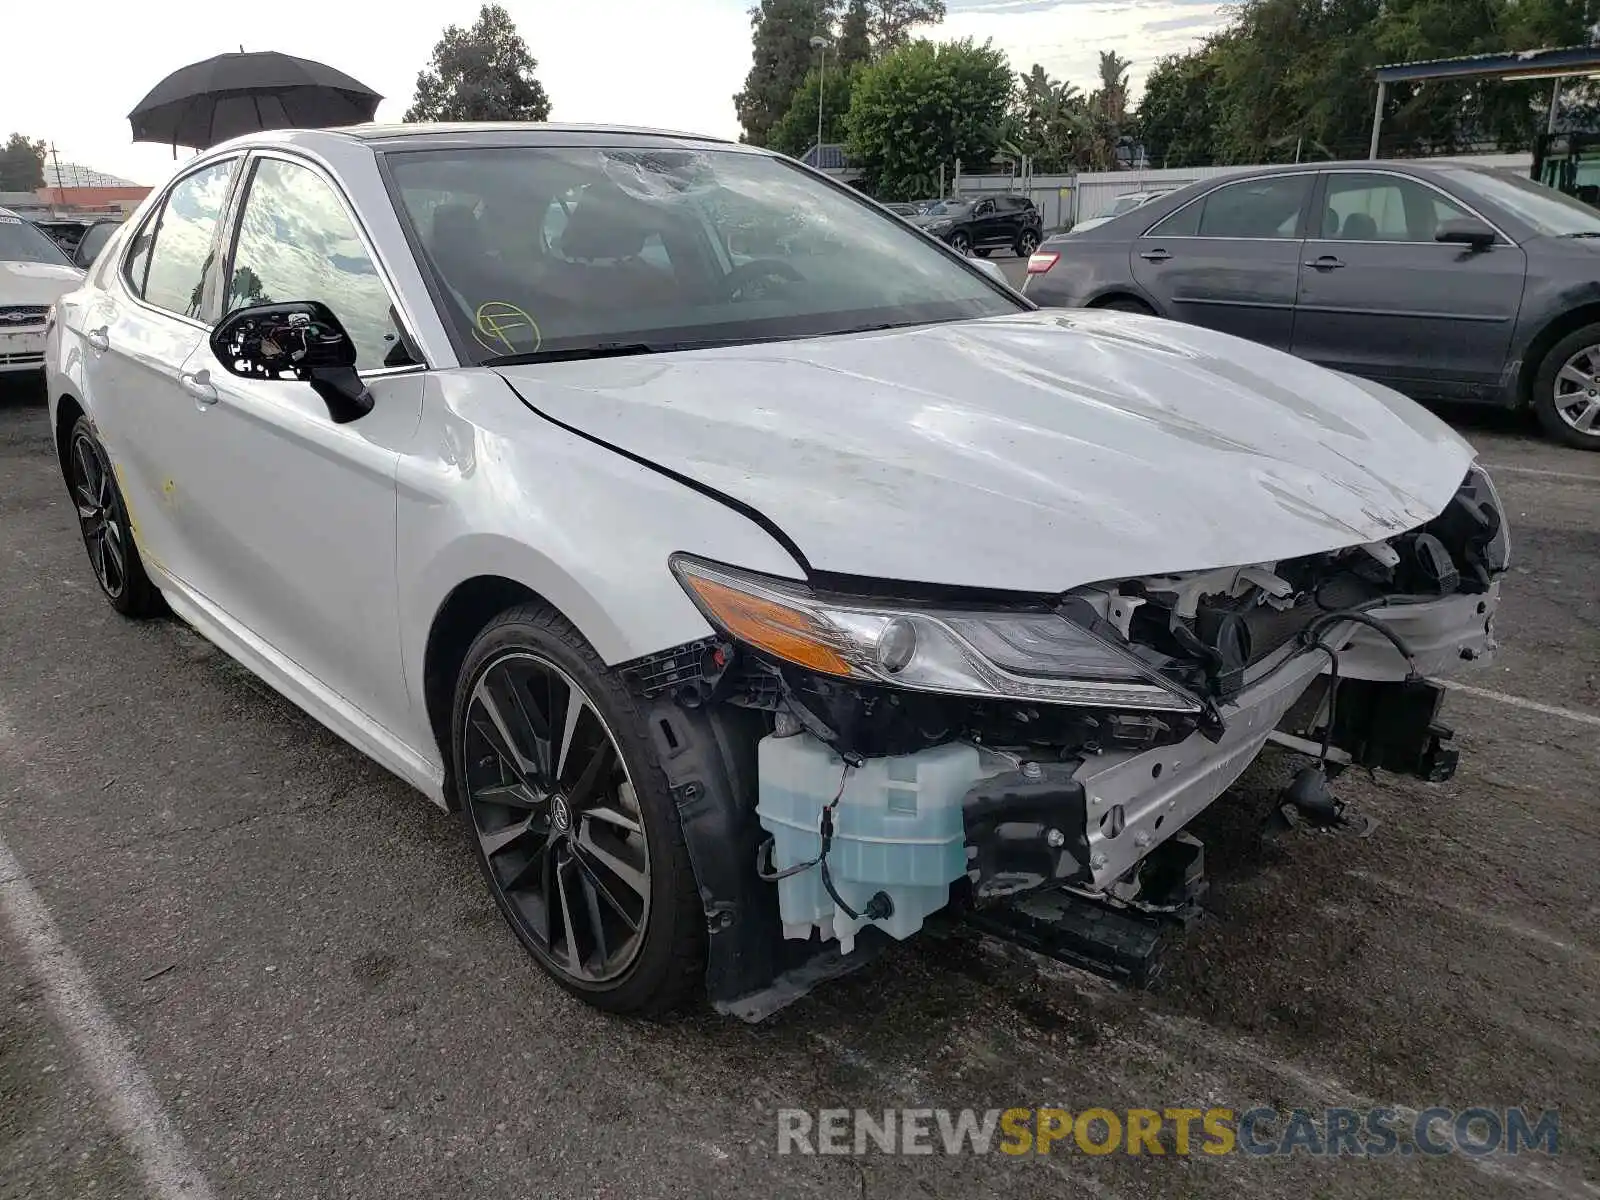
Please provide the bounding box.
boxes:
[1374,44,1600,84]
[1367,44,1600,158]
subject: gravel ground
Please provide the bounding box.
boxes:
[1,371,1596,1200]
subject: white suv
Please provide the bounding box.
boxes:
[0,207,84,377]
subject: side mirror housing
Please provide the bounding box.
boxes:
[1435,218,1496,250]
[210,301,373,424]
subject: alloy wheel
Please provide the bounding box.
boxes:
[462,652,650,984]
[1553,344,1600,438]
[68,430,126,599]
[1018,230,1040,256]
[951,231,971,254]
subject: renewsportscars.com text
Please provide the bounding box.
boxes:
[776,1106,1560,1158]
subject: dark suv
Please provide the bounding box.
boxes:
[913,195,1043,257]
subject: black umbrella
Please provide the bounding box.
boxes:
[128,51,382,150]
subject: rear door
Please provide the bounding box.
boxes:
[82,157,241,586]
[995,196,1028,247]
[1130,173,1314,350]
[1291,170,1527,400]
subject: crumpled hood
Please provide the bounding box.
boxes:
[495,310,1476,593]
[0,259,84,305]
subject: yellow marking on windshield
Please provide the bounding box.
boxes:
[472,302,541,355]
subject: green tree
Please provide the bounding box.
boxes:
[1013,65,1087,172]
[768,65,857,156]
[1137,41,1230,167]
[846,37,1012,199]
[1137,0,1583,165]
[1092,50,1131,124]
[836,0,873,67]
[867,0,946,52]
[734,0,837,146]
[0,134,46,192]
[405,3,551,123]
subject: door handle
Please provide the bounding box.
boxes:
[1304,255,1345,270]
[180,370,218,405]
[86,327,109,352]
[1139,248,1172,262]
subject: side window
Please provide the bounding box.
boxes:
[1147,198,1201,237]
[137,159,237,318]
[1195,175,1311,239]
[225,158,403,372]
[1323,172,1475,242]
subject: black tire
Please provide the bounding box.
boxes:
[452,603,705,1015]
[949,230,971,254]
[973,247,993,258]
[1015,229,1041,257]
[1099,297,1155,315]
[64,416,162,617]
[1531,322,1600,450]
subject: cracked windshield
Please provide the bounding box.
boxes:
[389,146,1018,360]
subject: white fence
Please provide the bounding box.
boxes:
[952,153,1534,231]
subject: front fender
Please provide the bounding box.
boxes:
[395,370,806,760]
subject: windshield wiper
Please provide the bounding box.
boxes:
[483,342,671,365]
[484,333,813,366]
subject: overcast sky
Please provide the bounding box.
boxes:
[2,0,1226,187]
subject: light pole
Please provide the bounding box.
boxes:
[810,35,831,161]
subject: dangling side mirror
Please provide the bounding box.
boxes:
[210,301,373,424]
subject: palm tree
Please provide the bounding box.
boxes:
[1095,51,1131,124]
[1015,64,1087,171]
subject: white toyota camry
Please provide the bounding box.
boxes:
[46,124,1508,1017]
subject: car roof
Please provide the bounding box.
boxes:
[336,121,732,143]
[206,122,740,159]
[0,206,18,220]
[1174,159,1482,182]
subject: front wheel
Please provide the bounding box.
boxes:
[949,231,971,255]
[1532,324,1600,450]
[1015,229,1041,257]
[452,604,706,1015]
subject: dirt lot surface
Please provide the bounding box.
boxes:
[2,374,1597,1199]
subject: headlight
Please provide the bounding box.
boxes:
[671,557,1201,713]
[1465,464,1511,572]
[926,220,952,232]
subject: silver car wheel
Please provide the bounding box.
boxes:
[1553,344,1600,437]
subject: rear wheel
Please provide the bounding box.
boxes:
[452,604,705,1015]
[64,417,162,617]
[1532,324,1600,450]
[1099,296,1155,315]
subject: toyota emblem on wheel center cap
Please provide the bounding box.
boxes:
[551,794,572,834]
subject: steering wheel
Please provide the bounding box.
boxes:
[725,258,805,301]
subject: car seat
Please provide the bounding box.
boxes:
[1341,212,1378,240]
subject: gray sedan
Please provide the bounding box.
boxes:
[1024,162,1600,450]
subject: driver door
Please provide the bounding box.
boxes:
[970,198,1001,247]
[161,152,425,737]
